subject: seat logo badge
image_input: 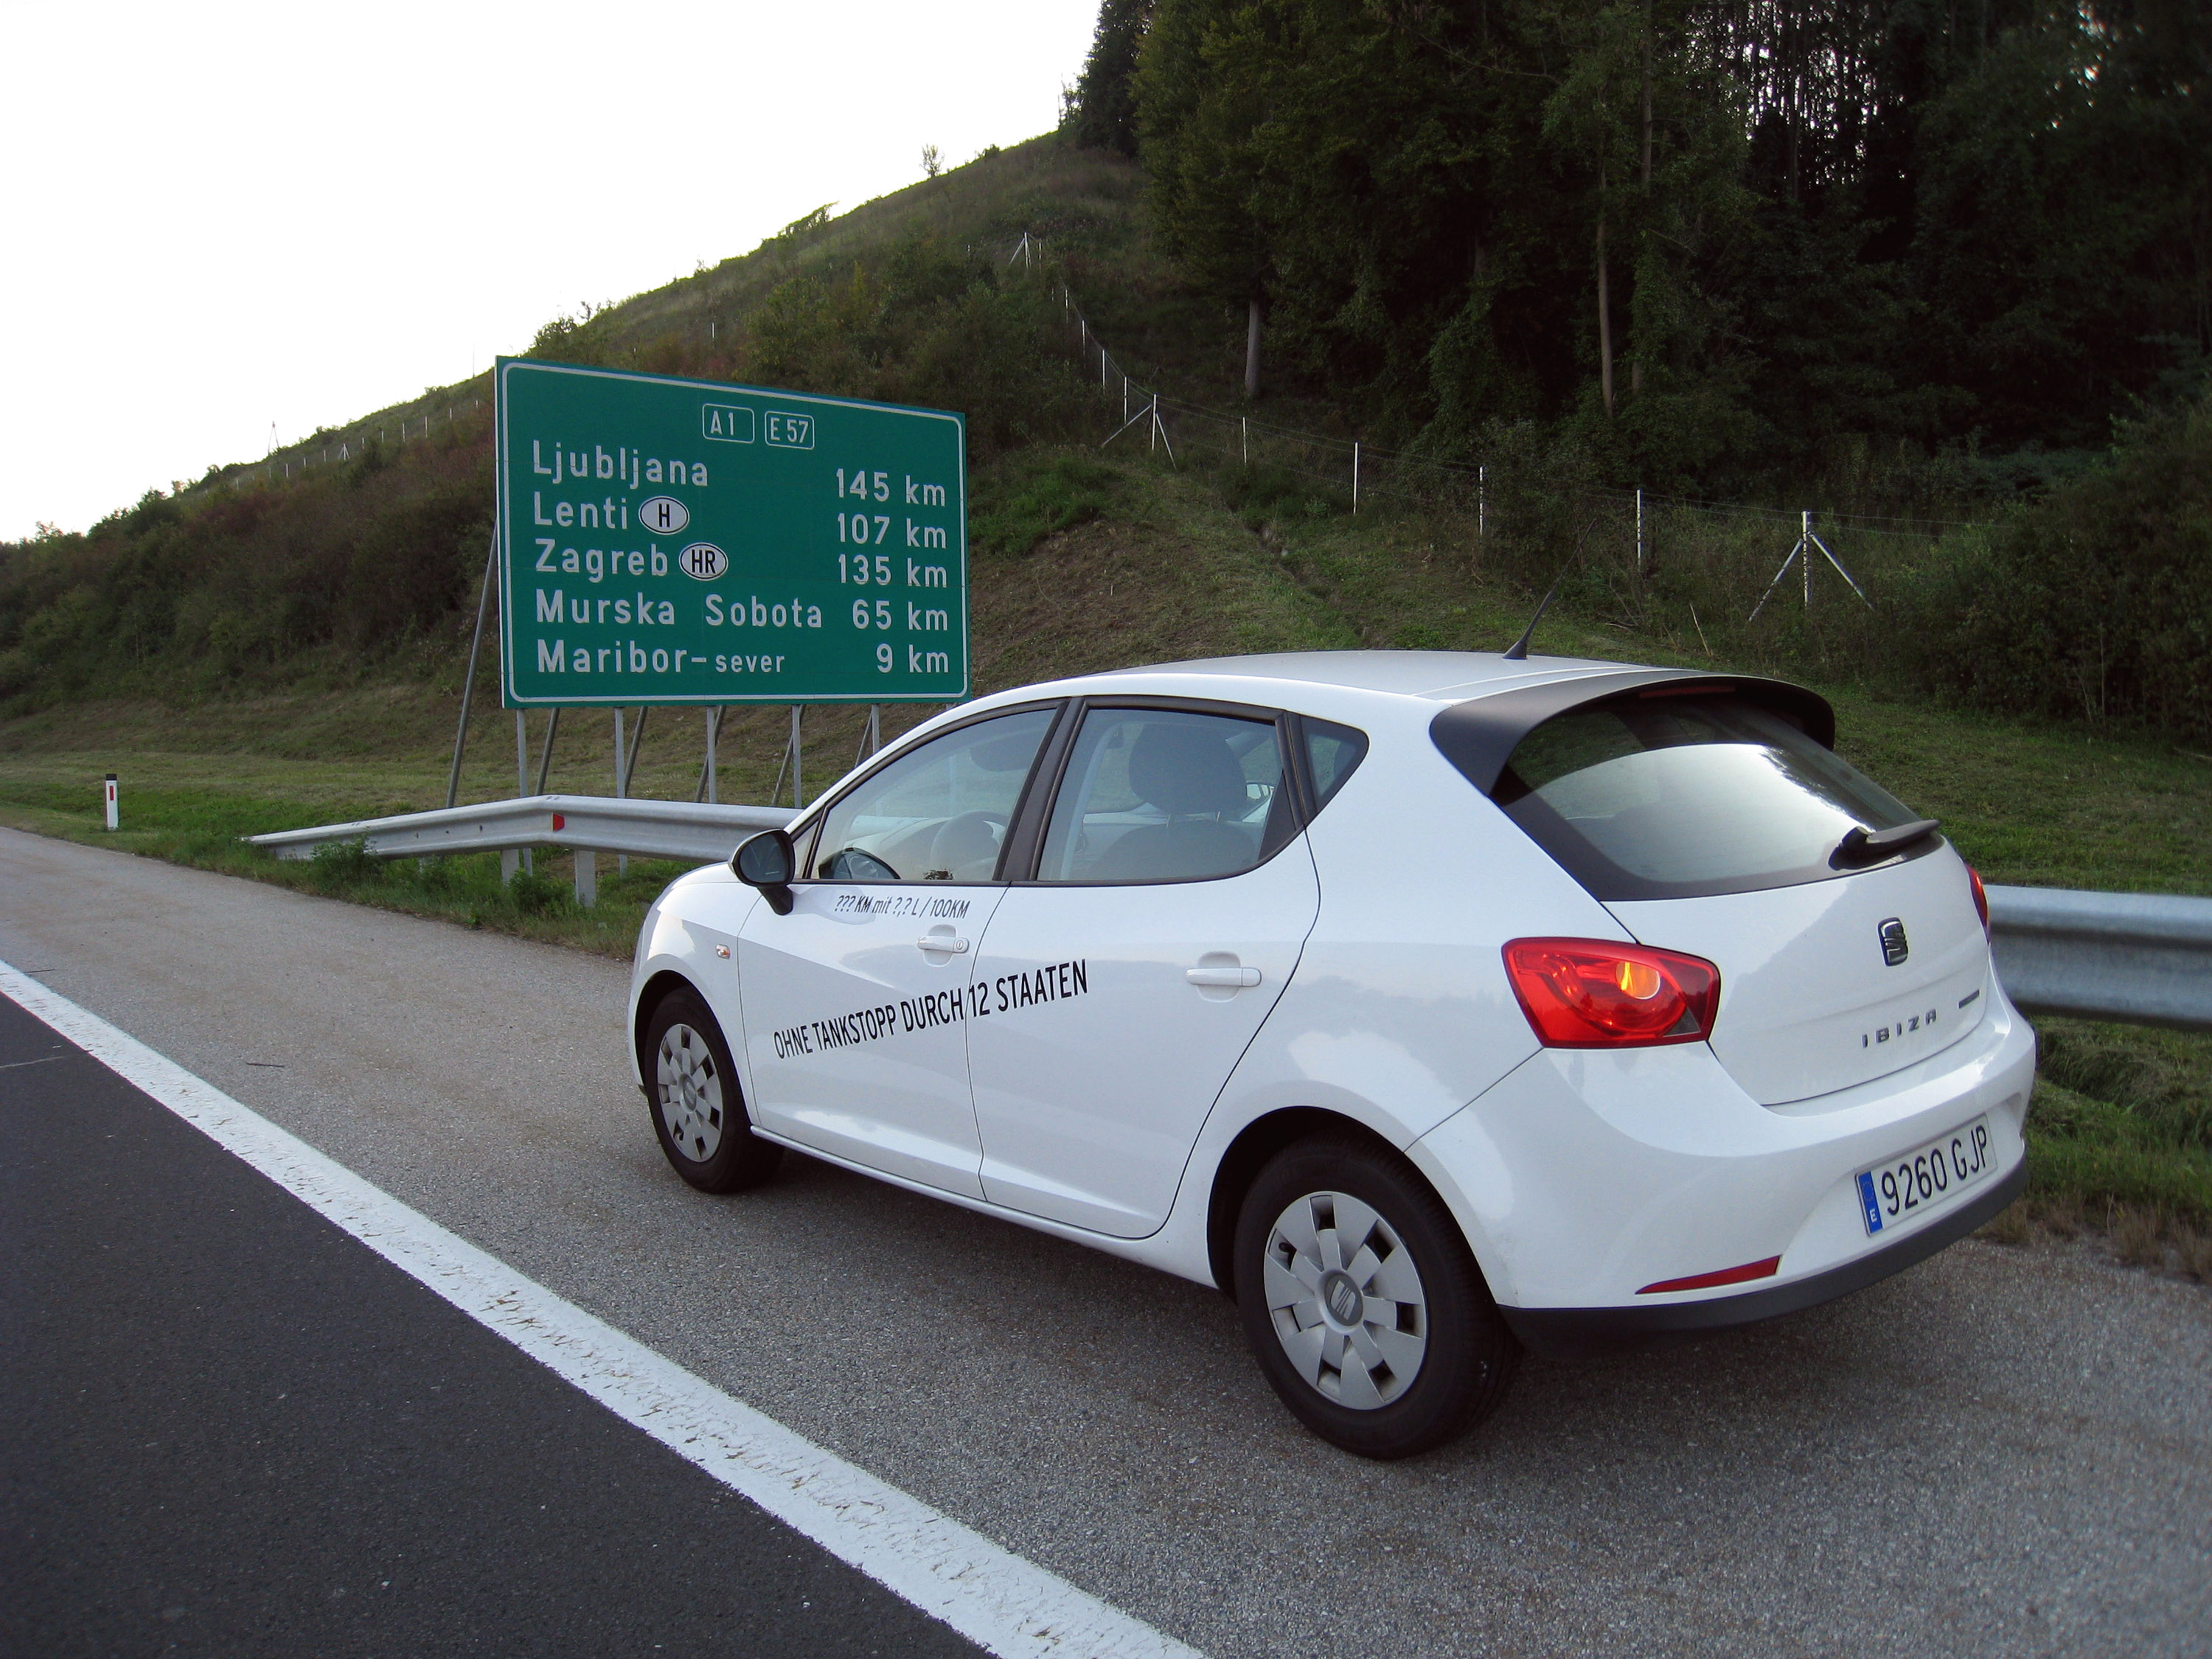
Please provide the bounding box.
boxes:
[1878,917,1910,967]
[1322,1271,1363,1326]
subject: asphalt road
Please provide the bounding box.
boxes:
[3,826,2208,1657]
[0,992,981,1658]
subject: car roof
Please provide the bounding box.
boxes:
[963,650,1652,722]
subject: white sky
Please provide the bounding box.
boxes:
[0,0,1097,541]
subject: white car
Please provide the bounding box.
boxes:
[627,652,2034,1458]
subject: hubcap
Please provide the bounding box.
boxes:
[1262,1190,1428,1411]
[655,1023,724,1163]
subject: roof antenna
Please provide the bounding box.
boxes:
[1501,517,1596,661]
[1501,578,1560,661]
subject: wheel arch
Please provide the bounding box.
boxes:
[1205,1107,1413,1297]
[632,969,700,1082]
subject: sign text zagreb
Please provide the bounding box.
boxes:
[495,358,968,706]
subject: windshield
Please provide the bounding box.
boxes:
[1492,692,1927,900]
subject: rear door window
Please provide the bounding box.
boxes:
[1037,706,1292,883]
[1301,717,1368,808]
[1493,692,1925,900]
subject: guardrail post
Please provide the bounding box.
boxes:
[500,849,520,886]
[574,851,597,908]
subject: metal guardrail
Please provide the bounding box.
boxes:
[1986,884,2212,1032]
[248,801,2210,1030]
[247,794,793,905]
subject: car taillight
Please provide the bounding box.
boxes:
[1502,939,1721,1048]
[1966,865,1989,936]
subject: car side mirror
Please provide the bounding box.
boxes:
[732,829,796,915]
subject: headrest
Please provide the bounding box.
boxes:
[1127,723,1248,817]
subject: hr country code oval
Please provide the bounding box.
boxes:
[678,542,728,580]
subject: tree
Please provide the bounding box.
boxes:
[1068,0,1155,156]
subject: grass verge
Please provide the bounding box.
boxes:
[1,447,2205,1267]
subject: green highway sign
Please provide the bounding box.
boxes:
[494,357,967,708]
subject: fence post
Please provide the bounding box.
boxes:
[1478,466,1486,538]
[1241,417,1248,466]
[1353,443,1360,514]
[1635,488,1644,574]
[1804,509,1812,607]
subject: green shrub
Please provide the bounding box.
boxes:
[1893,397,2212,738]
[309,838,380,885]
[507,866,569,917]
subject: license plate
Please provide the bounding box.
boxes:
[1855,1115,1995,1236]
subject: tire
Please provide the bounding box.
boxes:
[1234,1137,1519,1458]
[642,988,783,1194]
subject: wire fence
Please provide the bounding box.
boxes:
[1047,262,1998,644]
[188,226,1994,644]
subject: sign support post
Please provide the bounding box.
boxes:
[445,524,499,810]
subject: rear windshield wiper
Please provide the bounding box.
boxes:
[1832,818,1940,867]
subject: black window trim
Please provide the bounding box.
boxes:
[790,698,1071,887]
[1009,695,1306,888]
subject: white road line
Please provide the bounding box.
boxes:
[0,961,1202,1659]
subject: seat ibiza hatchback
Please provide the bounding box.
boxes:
[628,652,2033,1458]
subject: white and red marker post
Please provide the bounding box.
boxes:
[103,773,118,830]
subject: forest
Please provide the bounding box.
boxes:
[1076,0,2209,494]
[0,0,2205,742]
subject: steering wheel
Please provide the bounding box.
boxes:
[821,846,898,881]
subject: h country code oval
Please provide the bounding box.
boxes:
[639,495,691,535]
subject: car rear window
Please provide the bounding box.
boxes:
[1492,692,1928,900]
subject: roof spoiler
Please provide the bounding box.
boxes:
[1428,670,1837,796]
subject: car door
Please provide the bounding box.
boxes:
[965,702,1321,1237]
[735,705,1061,1199]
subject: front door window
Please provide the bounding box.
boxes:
[736,707,1057,1197]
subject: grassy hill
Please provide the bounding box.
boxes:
[0,133,2205,1262]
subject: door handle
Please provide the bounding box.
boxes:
[1186,965,1261,989]
[917,934,970,954]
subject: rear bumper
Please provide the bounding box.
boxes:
[1498,1157,2025,1360]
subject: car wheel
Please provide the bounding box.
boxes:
[643,988,783,1194]
[1234,1137,1519,1458]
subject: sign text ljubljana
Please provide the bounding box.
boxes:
[495,358,968,707]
